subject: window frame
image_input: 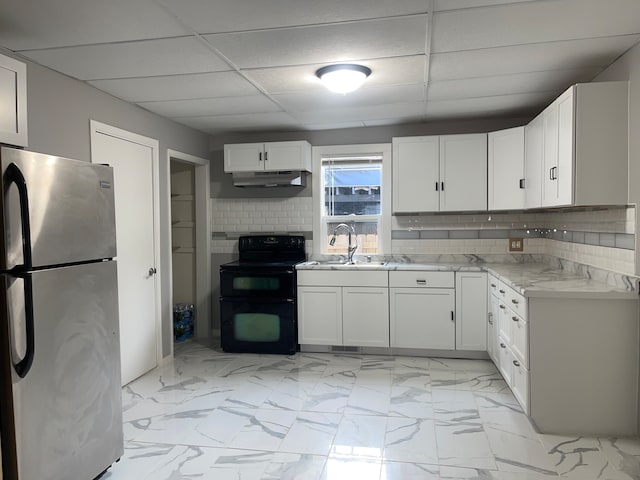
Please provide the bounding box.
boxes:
[312,144,392,256]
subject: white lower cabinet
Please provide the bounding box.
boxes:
[297,286,342,345]
[389,271,455,349]
[297,270,389,348]
[492,280,529,413]
[389,287,455,349]
[342,287,389,347]
[455,272,487,350]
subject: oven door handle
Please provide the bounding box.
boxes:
[220,297,295,303]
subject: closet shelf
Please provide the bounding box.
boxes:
[171,194,194,201]
[172,221,195,228]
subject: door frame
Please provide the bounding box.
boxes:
[89,120,163,367]
[167,149,211,350]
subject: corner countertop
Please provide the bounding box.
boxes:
[296,260,638,300]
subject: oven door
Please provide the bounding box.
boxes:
[220,298,297,355]
[220,268,295,299]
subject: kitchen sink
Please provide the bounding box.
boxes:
[303,260,387,268]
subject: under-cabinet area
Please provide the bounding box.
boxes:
[296,262,640,436]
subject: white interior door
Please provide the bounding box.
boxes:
[91,125,159,386]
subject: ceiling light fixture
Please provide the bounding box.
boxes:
[315,64,372,94]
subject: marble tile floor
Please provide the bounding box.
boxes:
[103,339,640,480]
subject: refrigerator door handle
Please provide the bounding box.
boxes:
[3,162,33,270]
[9,274,35,378]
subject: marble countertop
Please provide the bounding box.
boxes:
[296,260,638,300]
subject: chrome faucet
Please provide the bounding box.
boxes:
[329,223,357,263]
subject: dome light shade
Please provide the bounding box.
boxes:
[316,64,372,94]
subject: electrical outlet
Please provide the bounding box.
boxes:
[509,237,524,252]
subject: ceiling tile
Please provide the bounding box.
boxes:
[88,72,259,102]
[292,102,427,124]
[157,0,428,34]
[301,121,366,130]
[434,0,536,11]
[137,95,280,118]
[429,35,640,81]
[176,112,301,134]
[246,56,426,94]
[203,16,427,69]
[0,0,187,50]
[425,92,557,119]
[428,68,601,101]
[22,37,231,80]
[431,0,640,53]
[274,84,426,111]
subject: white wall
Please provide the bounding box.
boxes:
[3,48,212,358]
[594,40,640,274]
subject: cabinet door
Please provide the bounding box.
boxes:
[298,286,342,345]
[0,54,27,147]
[556,88,575,206]
[392,136,439,213]
[390,288,455,349]
[224,143,264,172]
[439,134,488,212]
[542,102,559,206]
[524,113,544,209]
[488,293,500,364]
[455,272,487,351]
[264,141,311,172]
[488,127,525,210]
[342,287,389,347]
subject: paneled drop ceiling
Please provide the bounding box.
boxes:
[2,0,640,134]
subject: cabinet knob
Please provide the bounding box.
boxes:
[500,343,506,349]
[511,316,519,322]
[499,304,506,310]
[511,299,519,305]
[513,360,520,367]
[259,152,263,161]
[488,319,494,325]
[499,289,505,294]
[490,283,497,288]
[416,279,427,285]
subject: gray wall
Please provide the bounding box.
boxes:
[3,48,212,359]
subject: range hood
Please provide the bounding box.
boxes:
[232,170,306,187]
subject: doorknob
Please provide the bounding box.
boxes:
[148,267,157,276]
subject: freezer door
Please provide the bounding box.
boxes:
[8,261,123,480]
[1,147,116,270]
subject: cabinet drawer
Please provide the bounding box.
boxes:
[505,287,527,318]
[297,270,388,287]
[511,311,528,368]
[389,271,454,288]
[497,336,512,385]
[511,356,530,414]
[497,281,508,300]
[488,275,500,296]
[497,300,511,344]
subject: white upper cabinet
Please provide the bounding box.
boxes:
[392,136,439,213]
[224,140,311,173]
[0,53,28,147]
[488,127,525,211]
[524,114,544,209]
[440,134,488,212]
[540,81,628,208]
[392,133,487,213]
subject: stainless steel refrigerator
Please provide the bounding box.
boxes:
[0,147,123,480]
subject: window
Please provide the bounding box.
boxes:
[312,144,391,256]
